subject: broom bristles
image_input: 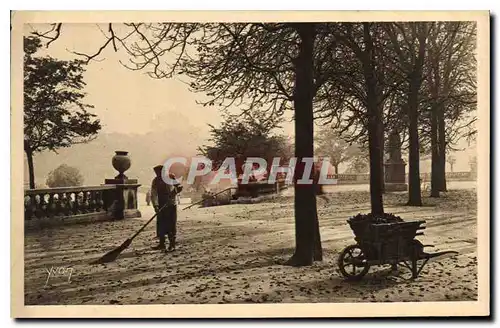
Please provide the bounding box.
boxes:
[90,238,132,264]
[88,202,179,265]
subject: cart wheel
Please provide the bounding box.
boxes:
[337,244,370,280]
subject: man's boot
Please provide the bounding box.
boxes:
[151,236,166,250]
[167,234,176,252]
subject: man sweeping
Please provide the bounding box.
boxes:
[151,164,183,252]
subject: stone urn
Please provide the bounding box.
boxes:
[112,151,131,180]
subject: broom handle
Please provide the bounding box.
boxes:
[182,187,236,211]
[182,198,207,211]
[128,187,233,242]
[129,203,169,240]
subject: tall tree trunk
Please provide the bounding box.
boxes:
[313,167,324,196]
[406,24,427,206]
[430,104,440,197]
[429,54,440,198]
[312,202,323,261]
[437,107,447,191]
[363,23,384,215]
[366,103,384,215]
[25,149,35,189]
[334,165,339,176]
[286,23,322,267]
[407,79,423,206]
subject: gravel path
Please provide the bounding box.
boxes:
[24,187,477,305]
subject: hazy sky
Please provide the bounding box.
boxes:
[24,23,295,138]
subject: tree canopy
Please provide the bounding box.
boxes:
[315,125,363,175]
[46,164,84,188]
[24,36,101,189]
[198,111,293,172]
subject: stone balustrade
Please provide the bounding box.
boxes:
[24,185,115,220]
[24,149,144,230]
[326,172,475,185]
[407,171,475,183]
[24,183,141,230]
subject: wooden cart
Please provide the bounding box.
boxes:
[337,217,458,280]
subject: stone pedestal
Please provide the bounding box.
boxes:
[103,151,142,219]
[102,180,142,219]
[384,160,408,192]
[384,129,407,192]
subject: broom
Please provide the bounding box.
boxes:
[89,203,169,265]
[90,187,235,264]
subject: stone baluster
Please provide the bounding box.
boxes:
[24,196,29,219]
[79,192,84,213]
[95,191,103,212]
[47,193,55,218]
[88,191,96,212]
[25,195,34,219]
[83,191,90,213]
[101,191,106,211]
[61,192,71,216]
[79,191,85,213]
[34,194,43,219]
[31,195,36,219]
[82,191,88,213]
[93,191,100,212]
[54,193,63,217]
[72,192,79,215]
[87,191,92,211]
[44,193,51,218]
[97,191,103,212]
[36,194,44,218]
